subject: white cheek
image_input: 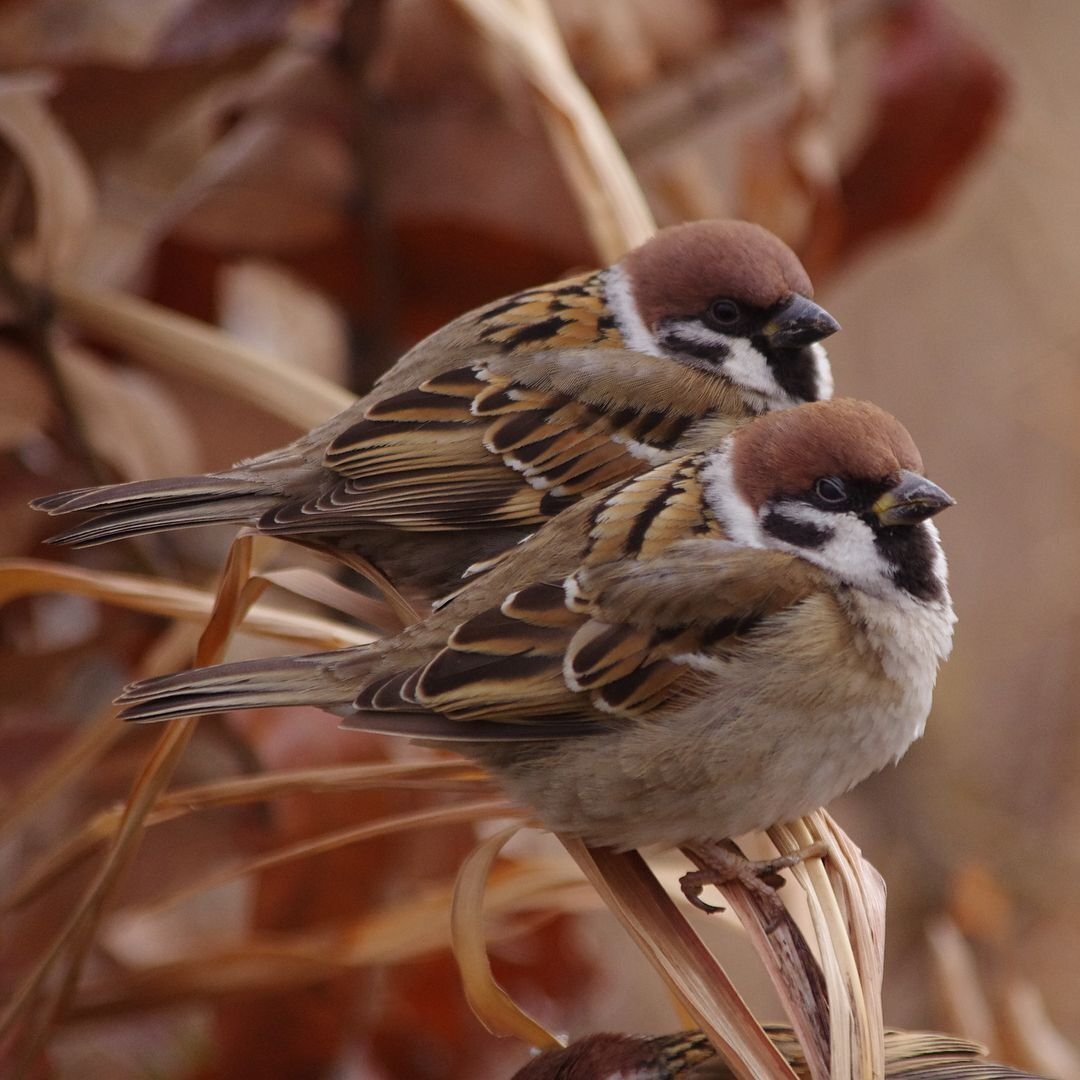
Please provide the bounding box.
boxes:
[808,342,834,401]
[720,336,788,402]
[766,502,896,596]
[922,520,950,587]
[604,264,662,356]
[700,446,764,547]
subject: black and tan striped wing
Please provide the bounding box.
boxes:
[349,538,824,737]
[260,352,746,535]
[560,544,825,718]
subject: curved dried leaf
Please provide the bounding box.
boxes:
[450,0,655,262]
[452,824,565,1050]
[0,72,95,283]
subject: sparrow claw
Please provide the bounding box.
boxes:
[678,840,829,922]
[679,872,727,914]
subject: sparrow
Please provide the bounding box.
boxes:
[33,220,839,599]
[115,399,955,902]
[511,1027,1043,1079]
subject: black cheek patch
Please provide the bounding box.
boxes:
[754,338,822,404]
[762,510,831,549]
[874,524,945,603]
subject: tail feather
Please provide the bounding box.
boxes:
[117,651,365,723]
[32,475,278,547]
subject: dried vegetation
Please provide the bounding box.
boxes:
[0,1,1074,1078]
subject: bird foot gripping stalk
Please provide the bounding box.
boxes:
[679,838,830,925]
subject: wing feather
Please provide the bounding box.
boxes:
[257,352,748,535]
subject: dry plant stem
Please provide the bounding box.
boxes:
[0,711,124,841]
[258,566,405,634]
[0,559,372,649]
[336,549,422,627]
[452,825,565,1050]
[450,0,655,262]
[0,621,196,895]
[65,864,593,1023]
[926,916,997,1049]
[560,840,799,1080]
[2,537,264,1074]
[5,762,495,912]
[771,812,886,1080]
[144,798,519,917]
[684,842,831,1080]
[53,280,355,430]
[338,0,400,376]
[999,979,1080,1080]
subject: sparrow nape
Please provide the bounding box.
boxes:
[33,220,839,600]
[115,399,954,907]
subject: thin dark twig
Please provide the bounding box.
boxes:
[336,0,400,388]
[0,243,112,489]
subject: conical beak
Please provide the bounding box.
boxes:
[763,294,841,349]
[873,470,956,526]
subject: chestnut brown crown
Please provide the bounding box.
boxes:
[622,219,815,328]
[732,399,925,510]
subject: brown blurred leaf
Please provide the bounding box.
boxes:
[824,0,1008,271]
[0,0,294,67]
[0,343,52,450]
[154,0,297,63]
[218,259,348,386]
[58,344,201,481]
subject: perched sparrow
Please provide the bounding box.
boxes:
[117,400,955,899]
[33,220,838,598]
[511,1027,1044,1079]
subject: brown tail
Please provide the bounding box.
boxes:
[116,650,367,723]
[31,474,277,547]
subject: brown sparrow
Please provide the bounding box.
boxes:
[117,400,954,901]
[511,1027,1043,1079]
[33,220,839,598]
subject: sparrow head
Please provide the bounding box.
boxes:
[614,220,839,411]
[711,399,954,602]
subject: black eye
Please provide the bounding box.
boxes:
[707,298,741,327]
[814,476,848,505]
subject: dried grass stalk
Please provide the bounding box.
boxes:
[0,558,373,649]
[562,840,800,1080]
[66,857,595,1022]
[53,280,354,430]
[452,824,566,1050]
[450,0,655,262]
[430,4,890,1076]
[1,537,263,1067]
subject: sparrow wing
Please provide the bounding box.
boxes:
[260,351,746,535]
[563,543,826,717]
[346,541,825,738]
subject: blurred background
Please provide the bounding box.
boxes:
[2,0,1078,1077]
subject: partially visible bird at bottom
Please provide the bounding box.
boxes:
[509,1027,1045,1079]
